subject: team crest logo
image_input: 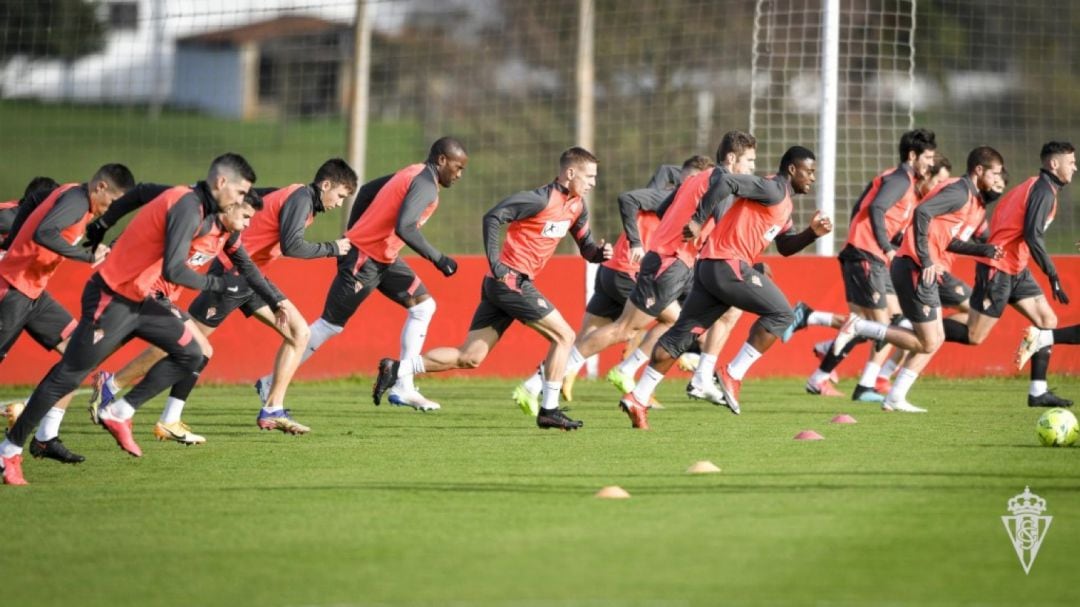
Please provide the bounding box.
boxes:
[537,298,548,309]
[93,329,105,344]
[921,305,931,317]
[750,275,762,287]
[1002,487,1052,574]
[955,285,965,295]
[983,297,992,311]
[871,292,881,304]
[169,306,182,319]
[354,281,364,293]
[206,307,217,319]
[645,297,656,310]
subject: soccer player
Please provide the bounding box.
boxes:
[960,141,1076,407]
[785,129,937,401]
[524,132,759,415]
[89,159,358,439]
[0,176,60,246]
[0,165,134,464]
[825,146,1008,412]
[256,138,468,412]
[619,146,832,429]
[372,146,611,430]
[0,154,284,485]
[514,155,715,413]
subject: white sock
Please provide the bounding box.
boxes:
[897,318,913,330]
[808,311,834,327]
[814,340,833,356]
[1029,380,1048,397]
[301,319,344,364]
[159,397,186,424]
[880,358,898,379]
[0,438,22,458]
[853,319,888,342]
[106,398,136,421]
[808,369,831,386]
[34,407,66,442]
[566,347,586,374]
[727,343,762,381]
[616,348,650,376]
[888,368,919,403]
[540,380,561,411]
[691,353,718,388]
[631,366,665,403]
[262,402,283,413]
[1038,329,1054,349]
[523,367,544,396]
[106,374,121,393]
[397,355,426,380]
[858,362,882,388]
[260,318,345,388]
[397,299,436,392]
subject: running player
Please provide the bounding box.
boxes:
[1,154,283,485]
[522,132,759,415]
[619,146,832,429]
[784,129,936,401]
[825,146,1008,412]
[963,141,1076,407]
[373,147,611,430]
[0,165,134,464]
[89,159,359,439]
[514,155,715,413]
[255,138,468,413]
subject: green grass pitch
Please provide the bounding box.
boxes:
[1,374,1077,606]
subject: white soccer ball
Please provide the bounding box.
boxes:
[1036,408,1079,447]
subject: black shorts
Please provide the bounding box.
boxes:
[469,274,554,336]
[891,256,940,323]
[188,267,277,328]
[657,258,794,357]
[628,252,692,317]
[321,249,429,327]
[586,266,635,321]
[839,255,890,310]
[970,263,1044,319]
[0,281,76,358]
[938,271,972,308]
[53,275,204,379]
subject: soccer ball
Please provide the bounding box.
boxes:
[1035,408,1079,447]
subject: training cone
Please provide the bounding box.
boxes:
[830,414,857,424]
[595,485,631,499]
[687,460,722,474]
[794,430,824,441]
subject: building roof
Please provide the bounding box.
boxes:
[177,15,348,46]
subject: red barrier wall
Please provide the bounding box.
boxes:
[2,255,1078,385]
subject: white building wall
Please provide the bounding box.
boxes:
[171,46,244,118]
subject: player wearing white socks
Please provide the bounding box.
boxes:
[373,147,612,431]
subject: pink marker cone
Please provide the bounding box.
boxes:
[794,430,824,440]
[831,414,857,424]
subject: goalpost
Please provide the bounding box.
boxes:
[750,0,917,251]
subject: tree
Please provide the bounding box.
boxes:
[0,0,106,63]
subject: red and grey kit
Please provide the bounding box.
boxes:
[6,183,281,448]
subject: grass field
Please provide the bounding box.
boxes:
[1,373,1078,606]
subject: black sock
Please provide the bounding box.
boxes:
[169,356,210,401]
[1052,324,1080,345]
[1030,346,1051,382]
[819,336,866,372]
[942,318,971,344]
